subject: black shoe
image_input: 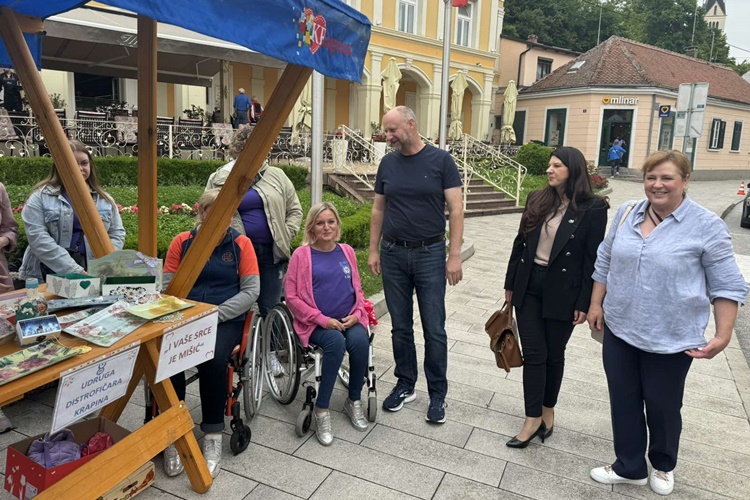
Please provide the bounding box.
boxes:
[506,424,545,448]
[425,398,446,424]
[382,384,416,412]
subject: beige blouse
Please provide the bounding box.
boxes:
[534,202,568,266]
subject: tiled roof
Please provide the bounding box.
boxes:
[521,36,750,106]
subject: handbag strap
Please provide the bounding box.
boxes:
[617,202,636,231]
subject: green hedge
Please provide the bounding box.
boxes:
[0,157,308,190]
[517,143,554,176]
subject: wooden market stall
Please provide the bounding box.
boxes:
[0,0,370,497]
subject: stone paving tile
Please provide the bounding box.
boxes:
[310,471,419,500]
[379,366,496,408]
[244,414,311,454]
[243,484,304,499]
[361,425,507,487]
[465,428,611,490]
[1,399,53,437]
[152,465,258,500]
[376,405,474,448]
[676,460,750,499]
[222,441,330,498]
[500,462,632,499]
[613,481,731,500]
[432,474,533,500]
[293,434,443,499]
[130,488,182,500]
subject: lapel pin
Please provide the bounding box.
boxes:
[568,219,574,223]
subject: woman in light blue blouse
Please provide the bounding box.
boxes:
[588,150,748,496]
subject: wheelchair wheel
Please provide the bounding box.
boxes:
[367,394,377,422]
[242,312,264,420]
[295,409,313,437]
[264,304,301,405]
[229,423,251,455]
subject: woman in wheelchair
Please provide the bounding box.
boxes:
[162,189,260,478]
[285,202,370,445]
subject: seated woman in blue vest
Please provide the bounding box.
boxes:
[162,188,259,479]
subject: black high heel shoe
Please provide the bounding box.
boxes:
[506,424,545,448]
[540,420,554,440]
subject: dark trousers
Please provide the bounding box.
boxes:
[172,320,244,433]
[252,242,285,318]
[309,323,369,409]
[380,240,448,399]
[515,265,575,417]
[603,326,693,479]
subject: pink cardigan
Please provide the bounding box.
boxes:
[284,243,368,347]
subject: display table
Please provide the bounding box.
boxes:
[0,292,217,498]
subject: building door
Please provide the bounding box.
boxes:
[658,113,675,150]
[513,110,526,145]
[544,108,566,147]
[598,109,633,166]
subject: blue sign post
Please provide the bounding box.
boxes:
[659,105,671,118]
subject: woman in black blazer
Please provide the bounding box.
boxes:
[504,146,608,448]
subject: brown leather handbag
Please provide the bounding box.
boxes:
[485,301,523,373]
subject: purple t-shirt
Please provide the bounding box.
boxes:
[62,193,86,258]
[237,188,273,244]
[311,245,355,320]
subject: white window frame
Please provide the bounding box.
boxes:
[709,118,726,150]
[398,0,417,34]
[455,3,473,47]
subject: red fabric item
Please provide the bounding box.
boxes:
[452,0,469,7]
[87,432,114,454]
[363,299,378,326]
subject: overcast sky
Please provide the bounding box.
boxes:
[724,0,750,63]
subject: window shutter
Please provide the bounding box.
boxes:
[718,120,726,149]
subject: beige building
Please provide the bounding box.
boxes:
[704,0,726,32]
[515,36,750,179]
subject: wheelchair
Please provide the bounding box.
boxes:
[261,302,377,437]
[145,309,265,455]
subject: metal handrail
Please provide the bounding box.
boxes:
[334,125,382,189]
[461,134,527,204]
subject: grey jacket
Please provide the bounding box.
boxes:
[206,161,302,263]
[19,185,126,279]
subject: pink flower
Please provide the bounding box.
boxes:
[131,206,138,213]
[18,356,48,371]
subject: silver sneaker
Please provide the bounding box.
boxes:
[163,444,184,477]
[344,399,368,431]
[270,352,285,377]
[314,411,334,446]
[202,433,223,478]
[0,408,11,434]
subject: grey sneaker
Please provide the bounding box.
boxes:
[0,409,11,434]
[202,433,222,478]
[163,444,184,477]
[314,410,334,446]
[344,399,368,431]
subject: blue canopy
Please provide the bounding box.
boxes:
[0,0,370,82]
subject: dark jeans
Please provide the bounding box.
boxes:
[609,159,621,175]
[309,323,369,409]
[380,239,448,399]
[252,242,285,318]
[515,265,575,417]
[172,320,244,433]
[234,110,249,127]
[603,326,692,479]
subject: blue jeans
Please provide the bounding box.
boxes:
[380,240,448,399]
[234,109,248,127]
[253,242,285,318]
[309,323,369,409]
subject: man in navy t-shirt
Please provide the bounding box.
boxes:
[368,106,464,424]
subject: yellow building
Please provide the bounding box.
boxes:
[38,1,505,142]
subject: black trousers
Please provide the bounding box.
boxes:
[603,326,693,479]
[515,265,575,417]
[172,320,244,433]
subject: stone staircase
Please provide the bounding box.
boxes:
[325,173,523,218]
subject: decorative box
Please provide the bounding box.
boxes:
[101,276,157,304]
[45,273,101,299]
[99,461,154,500]
[4,417,130,499]
[15,315,61,346]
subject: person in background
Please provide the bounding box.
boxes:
[504,146,608,448]
[285,202,370,446]
[0,180,19,434]
[1,68,23,114]
[588,150,747,496]
[19,139,125,280]
[233,88,251,128]
[162,188,260,478]
[608,143,627,177]
[206,126,302,375]
[250,96,263,124]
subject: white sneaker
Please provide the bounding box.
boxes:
[163,444,184,477]
[0,408,11,433]
[201,433,222,479]
[270,352,285,377]
[590,465,647,486]
[649,469,674,495]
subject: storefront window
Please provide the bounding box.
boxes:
[545,108,566,147]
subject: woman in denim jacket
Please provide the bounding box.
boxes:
[19,139,125,279]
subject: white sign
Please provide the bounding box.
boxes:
[674,111,688,136]
[676,84,692,112]
[689,110,705,138]
[155,311,218,383]
[52,343,140,433]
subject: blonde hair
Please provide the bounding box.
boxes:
[195,188,221,228]
[641,150,691,180]
[302,202,341,245]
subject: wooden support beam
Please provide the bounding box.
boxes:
[0,10,42,34]
[166,64,313,298]
[137,16,158,257]
[0,7,113,258]
[37,404,196,499]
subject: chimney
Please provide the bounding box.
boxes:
[527,34,538,44]
[685,46,698,58]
